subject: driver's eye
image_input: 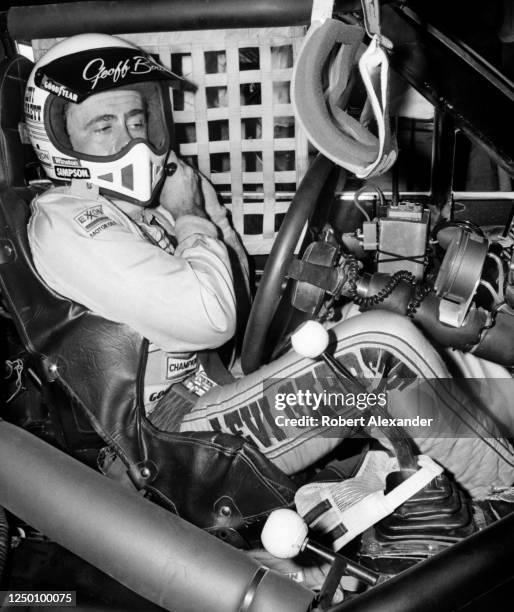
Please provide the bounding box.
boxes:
[127,116,147,133]
[94,124,112,134]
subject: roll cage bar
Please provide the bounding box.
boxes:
[5,0,514,205]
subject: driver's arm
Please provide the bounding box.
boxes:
[28,188,237,353]
[161,157,251,295]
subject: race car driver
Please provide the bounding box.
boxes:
[26,34,514,512]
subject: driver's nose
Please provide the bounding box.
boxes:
[112,124,133,154]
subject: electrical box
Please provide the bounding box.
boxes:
[377,202,429,280]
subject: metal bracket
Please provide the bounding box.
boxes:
[0,239,16,264]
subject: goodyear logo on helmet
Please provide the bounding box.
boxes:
[55,166,91,179]
[38,74,78,102]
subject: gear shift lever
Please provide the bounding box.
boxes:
[291,321,418,472]
[261,508,379,586]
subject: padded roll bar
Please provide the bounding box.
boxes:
[8,0,361,41]
[0,419,313,612]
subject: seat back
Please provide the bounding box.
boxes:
[0,54,143,462]
[0,55,39,191]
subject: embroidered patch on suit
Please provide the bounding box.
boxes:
[74,205,117,237]
[166,355,197,380]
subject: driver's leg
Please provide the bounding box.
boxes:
[180,310,514,498]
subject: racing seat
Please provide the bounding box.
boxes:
[0,54,296,541]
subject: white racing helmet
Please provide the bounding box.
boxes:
[24,33,194,204]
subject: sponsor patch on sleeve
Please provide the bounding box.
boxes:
[74,205,117,237]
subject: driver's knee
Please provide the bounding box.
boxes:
[330,310,426,348]
[331,309,416,338]
[327,309,448,376]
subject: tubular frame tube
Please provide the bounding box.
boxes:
[382,4,514,176]
[0,420,313,612]
[430,107,456,216]
[8,0,361,41]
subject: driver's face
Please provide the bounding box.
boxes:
[65,89,148,156]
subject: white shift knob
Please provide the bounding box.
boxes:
[291,321,329,358]
[260,509,308,559]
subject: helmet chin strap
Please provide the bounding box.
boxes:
[356,34,397,178]
[69,179,99,198]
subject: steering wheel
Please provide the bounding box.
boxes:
[241,154,335,374]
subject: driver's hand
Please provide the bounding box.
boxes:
[159,152,207,220]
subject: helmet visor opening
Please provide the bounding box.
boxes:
[46,81,172,163]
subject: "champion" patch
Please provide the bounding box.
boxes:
[166,355,197,381]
